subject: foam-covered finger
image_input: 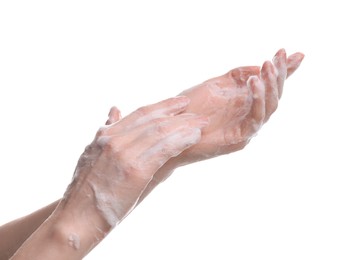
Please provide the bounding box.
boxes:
[287,52,305,78]
[141,113,208,142]
[138,127,202,173]
[175,113,210,128]
[107,96,190,133]
[108,113,207,149]
[248,76,265,126]
[106,106,122,125]
[272,48,287,98]
[121,96,190,129]
[134,96,190,118]
[261,61,279,121]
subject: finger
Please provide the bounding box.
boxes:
[134,96,190,117]
[227,76,264,147]
[131,113,208,147]
[261,61,279,122]
[137,126,203,175]
[105,106,122,125]
[126,96,191,129]
[287,52,305,78]
[101,113,208,151]
[248,76,265,127]
[105,96,191,134]
[272,48,287,98]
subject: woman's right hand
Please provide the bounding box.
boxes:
[62,96,208,231]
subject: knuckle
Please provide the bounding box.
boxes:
[97,137,119,153]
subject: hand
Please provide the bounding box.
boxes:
[106,49,304,196]
[174,49,304,164]
[62,97,208,231]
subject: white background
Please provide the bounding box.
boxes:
[0,1,357,259]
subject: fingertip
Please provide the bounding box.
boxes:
[261,60,275,77]
[108,106,120,115]
[261,60,269,71]
[295,53,305,66]
[273,48,287,66]
[289,52,305,63]
[287,52,305,78]
[274,48,287,59]
[295,52,305,59]
[248,75,259,82]
[106,106,122,125]
[247,75,259,89]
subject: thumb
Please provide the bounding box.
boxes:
[105,106,122,125]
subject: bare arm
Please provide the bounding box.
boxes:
[0,200,60,260]
[9,97,206,259]
[0,108,123,259]
[0,49,304,258]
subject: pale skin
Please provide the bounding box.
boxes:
[0,49,304,259]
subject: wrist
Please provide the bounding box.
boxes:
[57,190,112,234]
[9,203,108,260]
[47,199,110,255]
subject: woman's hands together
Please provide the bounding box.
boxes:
[108,49,304,169]
[92,49,304,208]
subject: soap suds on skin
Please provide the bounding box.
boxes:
[129,97,191,131]
[88,181,138,228]
[68,233,80,250]
[89,183,121,227]
[138,127,202,167]
[87,128,202,228]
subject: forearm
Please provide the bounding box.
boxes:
[0,161,177,259]
[10,197,110,260]
[0,165,175,259]
[0,200,60,260]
